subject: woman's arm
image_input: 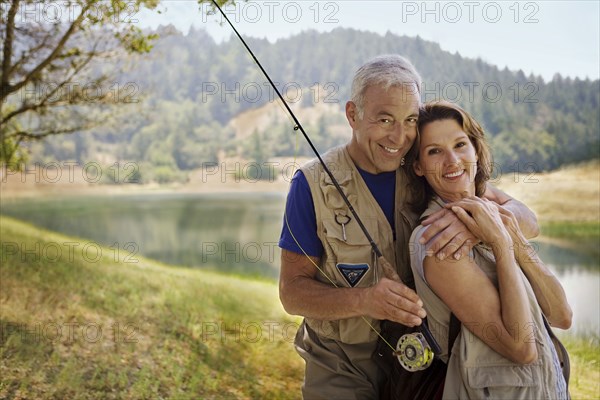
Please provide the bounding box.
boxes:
[423,197,538,364]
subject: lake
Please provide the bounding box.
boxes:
[1,192,598,334]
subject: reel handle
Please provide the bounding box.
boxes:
[420,319,442,355]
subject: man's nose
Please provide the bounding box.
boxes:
[388,124,407,145]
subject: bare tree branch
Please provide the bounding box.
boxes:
[2,1,92,102]
[1,0,20,100]
[8,28,56,78]
[6,126,93,140]
[1,44,101,126]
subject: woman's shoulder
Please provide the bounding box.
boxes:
[409,223,429,245]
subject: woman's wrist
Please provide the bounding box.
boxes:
[490,234,513,260]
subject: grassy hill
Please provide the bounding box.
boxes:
[0,216,303,399]
[1,219,599,399]
[497,160,600,258]
[497,160,599,225]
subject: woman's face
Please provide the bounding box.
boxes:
[413,118,479,202]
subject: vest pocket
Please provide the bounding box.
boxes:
[322,217,377,288]
[460,331,543,398]
[466,364,539,388]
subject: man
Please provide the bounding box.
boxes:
[278,55,538,399]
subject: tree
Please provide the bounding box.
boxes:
[0,0,236,167]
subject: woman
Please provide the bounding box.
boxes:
[405,101,572,399]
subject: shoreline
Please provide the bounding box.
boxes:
[2,160,598,225]
[2,179,598,222]
[0,179,291,199]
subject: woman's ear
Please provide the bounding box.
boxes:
[413,160,424,177]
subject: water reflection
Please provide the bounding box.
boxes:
[1,193,598,333]
[553,268,599,335]
[532,241,600,335]
[1,193,286,279]
[533,241,599,272]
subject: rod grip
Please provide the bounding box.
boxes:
[377,255,442,356]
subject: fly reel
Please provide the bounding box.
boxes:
[395,332,435,371]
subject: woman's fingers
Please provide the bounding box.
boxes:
[451,205,478,232]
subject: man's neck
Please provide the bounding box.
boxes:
[345,142,378,174]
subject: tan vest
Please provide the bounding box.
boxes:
[300,145,418,344]
[410,199,566,399]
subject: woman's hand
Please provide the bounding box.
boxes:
[449,197,512,249]
[496,203,526,243]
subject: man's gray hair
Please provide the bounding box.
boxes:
[351,55,422,118]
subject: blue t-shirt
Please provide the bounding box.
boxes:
[278,168,396,257]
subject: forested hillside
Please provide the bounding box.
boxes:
[28,26,599,182]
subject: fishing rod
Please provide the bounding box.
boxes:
[209,0,441,370]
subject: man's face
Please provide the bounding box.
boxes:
[346,84,420,174]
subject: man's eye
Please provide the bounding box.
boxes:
[380,118,392,124]
[406,117,418,124]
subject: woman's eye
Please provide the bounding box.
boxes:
[428,148,440,155]
[456,141,466,148]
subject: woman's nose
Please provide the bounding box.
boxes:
[445,150,459,164]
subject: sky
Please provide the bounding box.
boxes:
[135,1,600,83]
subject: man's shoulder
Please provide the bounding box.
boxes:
[301,145,355,189]
[300,145,346,171]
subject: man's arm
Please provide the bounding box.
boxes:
[278,170,425,326]
[495,206,572,329]
[279,249,426,326]
[484,183,539,239]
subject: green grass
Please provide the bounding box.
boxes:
[0,216,303,399]
[540,221,600,241]
[1,215,598,399]
[539,221,600,262]
[557,333,600,399]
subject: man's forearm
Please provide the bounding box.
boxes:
[279,250,425,325]
[513,238,572,329]
[484,184,540,239]
[280,275,367,320]
[502,198,540,239]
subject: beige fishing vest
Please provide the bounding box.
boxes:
[410,199,566,399]
[300,145,418,344]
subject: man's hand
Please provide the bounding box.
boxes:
[420,207,479,261]
[359,277,426,327]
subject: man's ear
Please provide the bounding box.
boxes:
[346,101,357,127]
